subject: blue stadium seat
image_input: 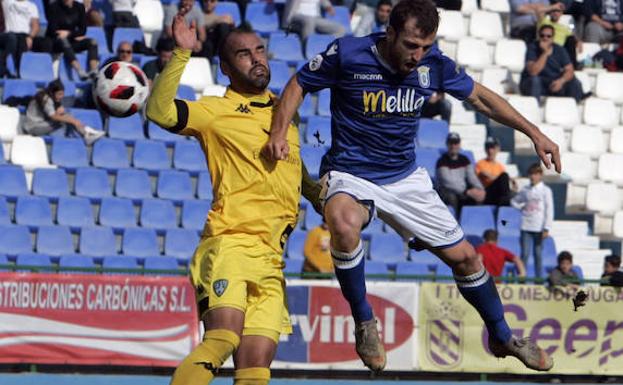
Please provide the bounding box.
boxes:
[51,138,89,170]
[0,145,4,165]
[177,84,196,101]
[147,121,185,146]
[269,33,304,63]
[19,52,55,85]
[15,196,53,228]
[36,225,74,257]
[395,262,432,277]
[283,258,303,274]
[74,167,112,201]
[57,197,95,230]
[102,255,140,273]
[414,148,440,180]
[197,171,213,200]
[215,1,241,25]
[69,108,103,131]
[0,197,9,225]
[92,138,130,171]
[164,228,200,261]
[59,254,96,272]
[466,234,483,248]
[496,206,522,236]
[139,55,156,68]
[115,169,153,202]
[181,200,210,231]
[417,119,449,149]
[317,89,331,116]
[0,165,28,201]
[286,231,307,260]
[157,170,193,202]
[0,225,32,257]
[542,237,557,265]
[369,233,405,262]
[79,226,117,257]
[1,79,37,105]
[133,140,170,173]
[300,145,327,179]
[245,3,279,34]
[86,26,111,54]
[32,168,70,201]
[173,141,208,174]
[99,197,137,231]
[268,60,290,94]
[16,253,51,270]
[326,6,352,34]
[434,263,454,280]
[362,219,385,237]
[122,228,159,257]
[459,205,496,237]
[305,116,331,146]
[304,207,323,230]
[299,94,315,121]
[497,235,521,256]
[365,260,389,278]
[0,254,9,270]
[216,64,229,86]
[140,199,177,233]
[112,28,144,50]
[409,249,440,267]
[305,33,335,59]
[144,256,180,274]
[107,115,145,143]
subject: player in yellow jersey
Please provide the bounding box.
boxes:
[146,8,319,385]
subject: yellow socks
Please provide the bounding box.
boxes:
[170,329,240,385]
[233,367,271,385]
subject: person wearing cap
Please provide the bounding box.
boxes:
[436,132,485,215]
[476,137,513,206]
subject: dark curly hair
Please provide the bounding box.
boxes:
[389,0,439,37]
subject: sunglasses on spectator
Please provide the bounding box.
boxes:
[539,33,553,38]
[119,50,133,54]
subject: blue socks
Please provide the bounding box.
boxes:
[455,269,512,344]
[332,240,374,323]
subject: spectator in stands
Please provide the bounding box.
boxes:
[511,163,553,280]
[354,0,392,37]
[601,255,623,287]
[584,0,623,44]
[143,37,175,84]
[510,0,564,42]
[548,251,579,287]
[477,229,526,278]
[421,92,452,122]
[38,0,100,80]
[164,0,207,56]
[112,0,140,28]
[537,0,581,69]
[283,0,346,41]
[201,0,234,58]
[84,0,104,27]
[102,41,135,67]
[23,79,105,144]
[436,132,485,215]
[520,25,584,102]
[0,0,40,78]
[476,137,513,206]
[303,222,334,274]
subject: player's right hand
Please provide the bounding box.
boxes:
[172,13,197,51]
[262,136,290,161]
[533,131,561,173]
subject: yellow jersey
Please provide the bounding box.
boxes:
[146,48,302,254]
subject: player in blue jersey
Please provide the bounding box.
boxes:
[264,0,559,373]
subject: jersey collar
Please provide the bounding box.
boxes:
[224,87,274,107]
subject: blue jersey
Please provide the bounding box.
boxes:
[297,33,474,185]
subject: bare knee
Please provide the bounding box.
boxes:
[234,335,277,369]
[434,240,482,275]
[324,196,367,252]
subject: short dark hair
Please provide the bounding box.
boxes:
[47,79,64,94]
[605,255,621,268]
[539,24,555,36]
[389,0,439,38]
[377,0,393,9]
[528,162,543,175]
[156,37,175,52]
[218,22,255,64]
[557,251,573,264]
[483,229,498,242]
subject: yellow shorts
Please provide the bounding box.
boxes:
[190,235,292,343]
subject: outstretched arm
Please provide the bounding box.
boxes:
[466,82,561,172]
[263,76,305,160]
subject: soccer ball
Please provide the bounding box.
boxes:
[93,61,149,117]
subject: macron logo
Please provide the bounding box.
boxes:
[354,73,384,80]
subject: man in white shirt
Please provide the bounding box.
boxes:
[0,0,40,77]
[282,0,345,41]
[511,163,554,280]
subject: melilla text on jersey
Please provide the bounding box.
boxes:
[362,87,426,117]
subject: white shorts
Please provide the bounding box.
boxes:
[320,168,464,249]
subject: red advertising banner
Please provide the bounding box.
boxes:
[0,272,199,367]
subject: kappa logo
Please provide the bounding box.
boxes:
[235,104,252,114]
[213,279,228,297]
[425,301,465,369]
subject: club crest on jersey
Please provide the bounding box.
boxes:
[213,279,228,297]
[309,54,323,71]
[417,66,430,88]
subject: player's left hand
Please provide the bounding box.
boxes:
[262,136,290,161]
[532,131,561,173]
